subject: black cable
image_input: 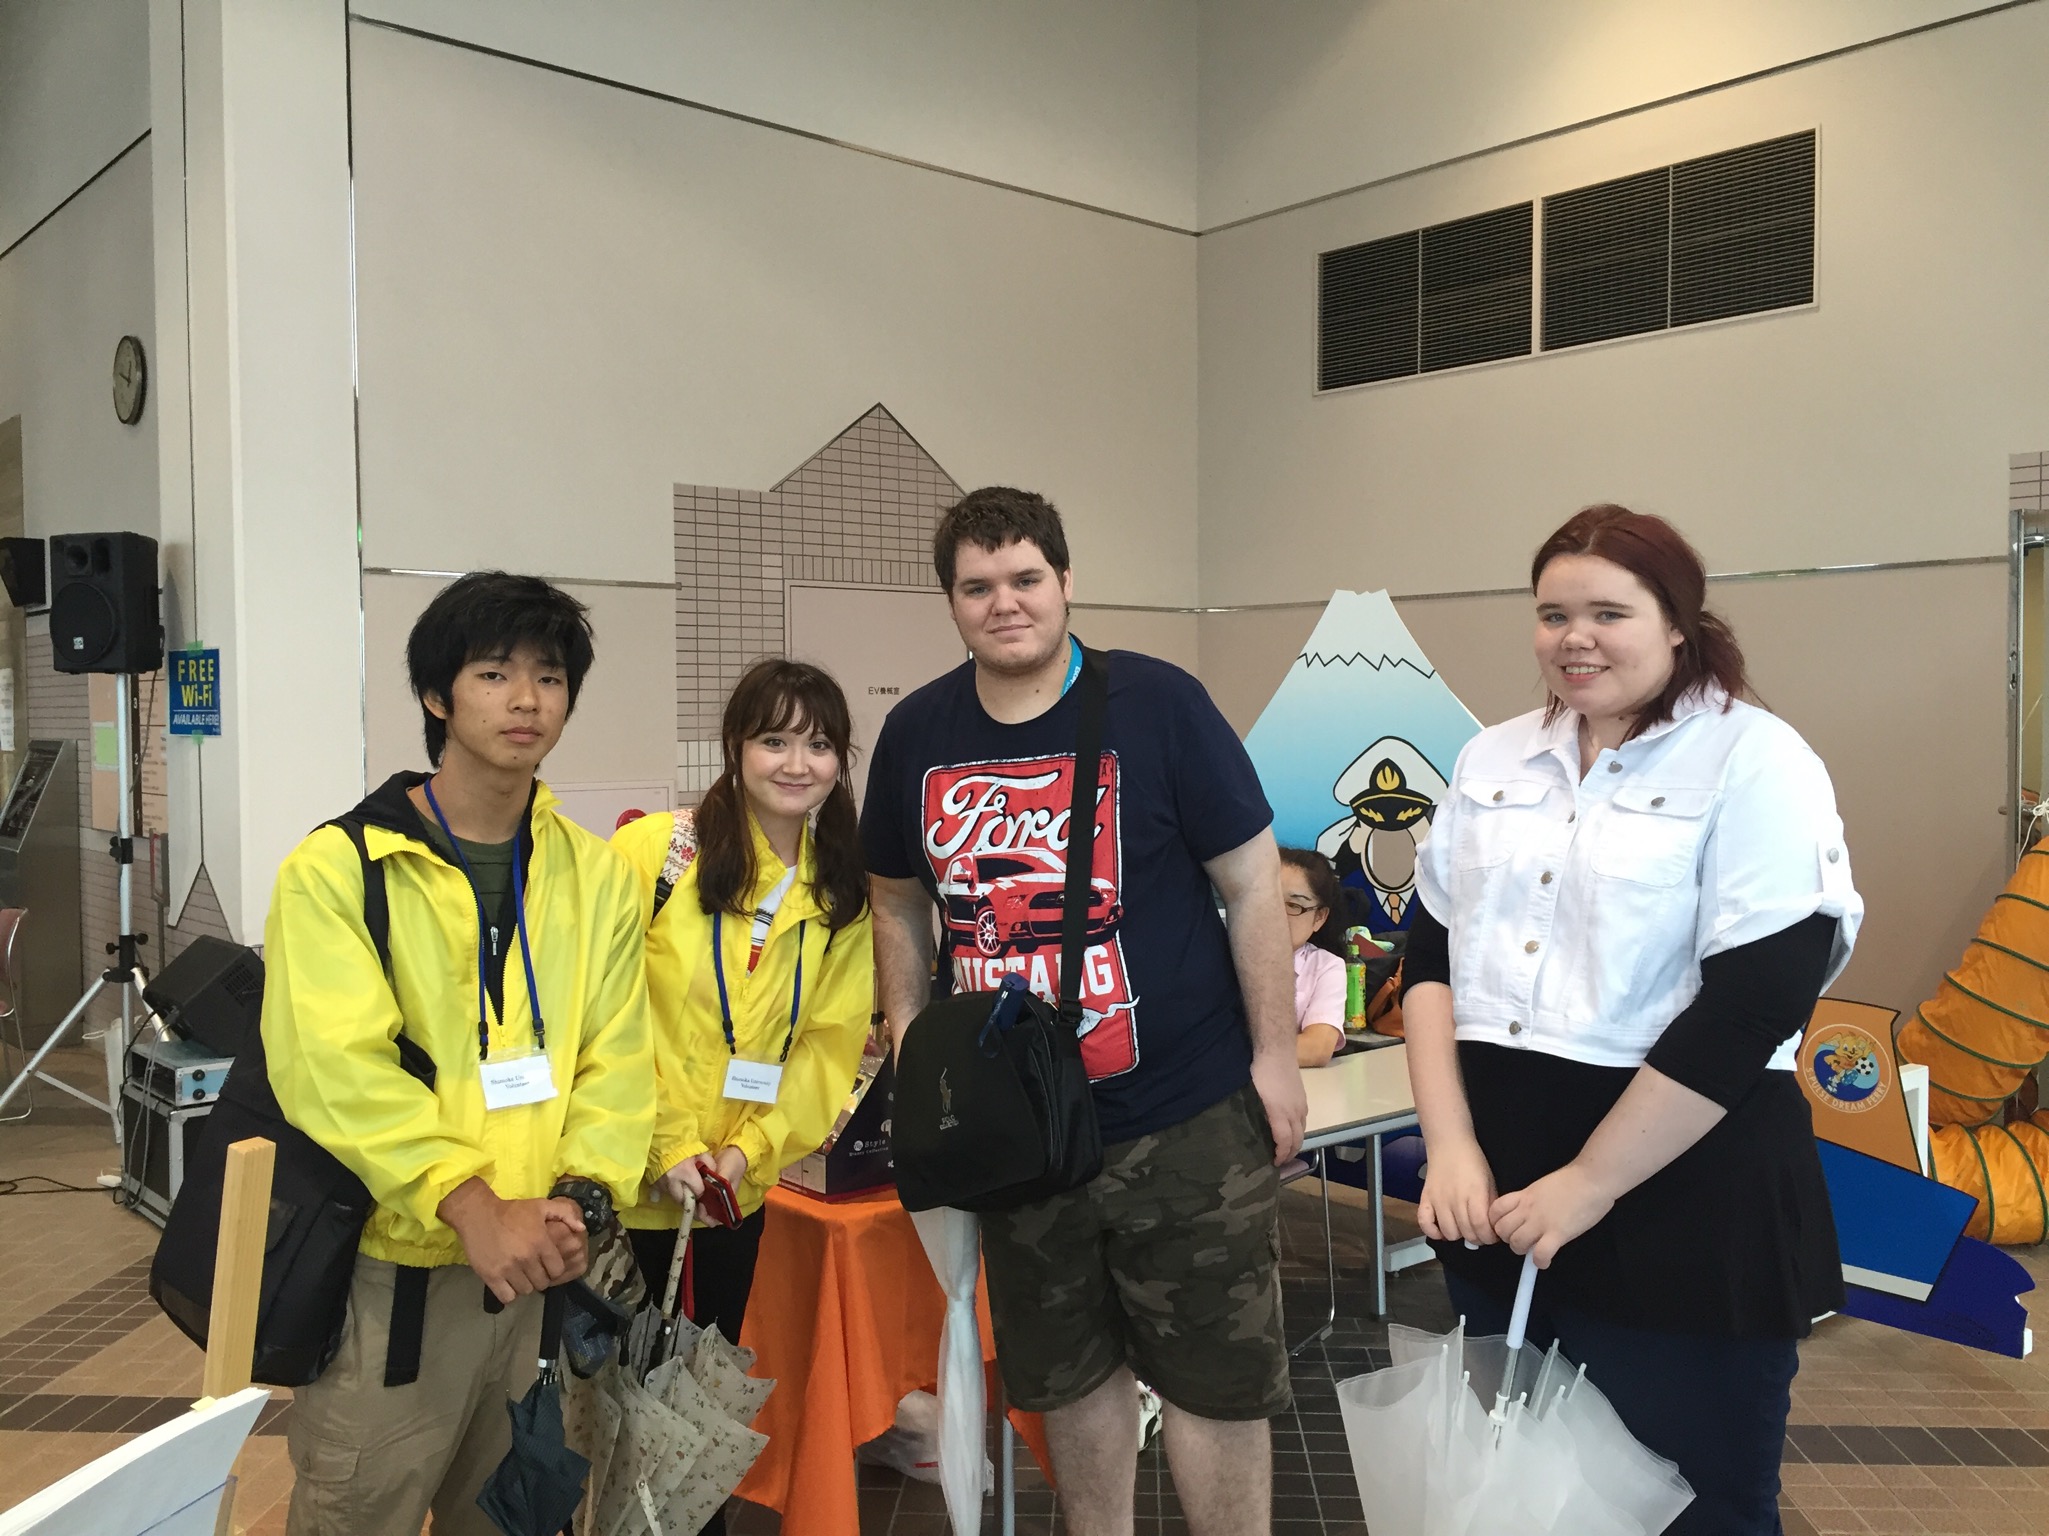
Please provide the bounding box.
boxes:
[0,1175,102,1195]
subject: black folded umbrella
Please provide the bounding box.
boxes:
[478,1288,592,1536]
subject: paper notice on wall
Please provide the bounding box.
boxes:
[85,671,169,835]
[141,673,167,835]
[90,672,118,831]
[0,666,14,754]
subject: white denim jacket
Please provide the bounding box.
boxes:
[1414,689,1862,1071]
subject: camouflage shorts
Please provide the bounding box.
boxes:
[981,1084,1290,1420]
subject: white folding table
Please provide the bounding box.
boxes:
[1300,1041,1423,1318]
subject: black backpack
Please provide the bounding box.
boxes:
[892,649,1108,1212]
[150,818,434,1386]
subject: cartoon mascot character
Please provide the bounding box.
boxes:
[1316,736,1449,935]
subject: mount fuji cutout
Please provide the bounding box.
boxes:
[1246,590,1482,853]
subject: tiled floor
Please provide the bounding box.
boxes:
[5,1046,2049,1534]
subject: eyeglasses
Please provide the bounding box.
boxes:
[1283,898,1324,917]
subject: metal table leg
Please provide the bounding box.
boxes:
[1001,1406,1015,1536]
[1285,1148,1337,1355]
[1368,1132,1387,1319]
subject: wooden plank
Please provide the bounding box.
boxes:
[200,1137,275,1402]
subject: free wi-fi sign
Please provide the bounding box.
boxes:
[168,648,222,737]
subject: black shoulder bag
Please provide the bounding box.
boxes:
[893,648,1108,1212]
[151,818,436,1386]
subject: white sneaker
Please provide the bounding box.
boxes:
[1136,1381,1164,1451]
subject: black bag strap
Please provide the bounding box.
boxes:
[328,817,393,978]
[1058,648,1110,1029]
[325,815,436,1092]
[384,1264,431,1386]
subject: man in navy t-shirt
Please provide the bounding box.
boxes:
[863,487,1304,1533]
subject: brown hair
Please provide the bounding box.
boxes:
[1277,846,1348,957]
[694,658,868,934]
[932,486,1071,592]
[1532,504,1750,741]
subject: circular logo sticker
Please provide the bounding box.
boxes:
[1807,1025,1890,1114]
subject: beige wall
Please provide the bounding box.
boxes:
[1197,4,2049,605]
[353,0,1199,229]
[0,0,149,250]
[1200,561,2009,1016]
[364,574,677,792]
[0,141,158,546]
[1073,607,1200,675]
[1196,0,2004,227]
[348,22,1198,606]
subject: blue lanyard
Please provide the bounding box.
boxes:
[422,777,547,1060]
[711,911,805,1063]
[1059,636,1083,697]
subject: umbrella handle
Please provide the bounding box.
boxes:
[538,1282,568,1374]
[662,1190,699,1322]
[1506,1252,1539,1352]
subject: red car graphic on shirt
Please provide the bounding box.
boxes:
[939,849,1124,957]
[921,752,1140,1080]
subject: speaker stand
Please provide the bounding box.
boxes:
[0,671,153,1137]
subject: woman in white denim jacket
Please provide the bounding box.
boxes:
[1402,504,1862,1536]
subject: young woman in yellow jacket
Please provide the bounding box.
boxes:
[611,660,874,1424]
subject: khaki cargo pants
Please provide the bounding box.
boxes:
[286,1257,542,1536]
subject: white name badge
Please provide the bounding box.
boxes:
[723,1057,783,1105]
[479,1050,559,1111]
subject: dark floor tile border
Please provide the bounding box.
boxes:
[0,1392,292,1437]
[1782,1423,2049,1467]
[0,1259,159,1395]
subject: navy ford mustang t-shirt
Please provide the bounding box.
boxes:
[860,646,1273,1145]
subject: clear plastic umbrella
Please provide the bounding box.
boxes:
[1339,1253,1694,1536]
[908,1206,986,1536]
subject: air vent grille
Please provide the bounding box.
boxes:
[1541,168,1670,351]
[1318,231,1419,390]
[1319,130,1814,386]
[1421,203,1534,373]
[1670,131,1815,327]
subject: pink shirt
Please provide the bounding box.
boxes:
[1293,943,1347,1033]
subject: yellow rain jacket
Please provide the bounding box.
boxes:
[611,808,874,1227]
[261,772,655,1268]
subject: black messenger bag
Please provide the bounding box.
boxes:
[151,818,433,1387]
[893,648,1109,1213]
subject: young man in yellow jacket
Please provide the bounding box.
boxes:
[262,573,654,1536]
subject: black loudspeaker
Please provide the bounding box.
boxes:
[0,537,46,609]
[49,531,162,674]
[144,935,266,1058]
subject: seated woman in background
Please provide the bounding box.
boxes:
[611,659,874,1535]
[1279,846,1348,1067]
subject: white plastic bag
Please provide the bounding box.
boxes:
[856,1390,993,1493]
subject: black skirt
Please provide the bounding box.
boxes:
[1435,1041,1843,1339]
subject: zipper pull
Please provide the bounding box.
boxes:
[490,925,500,957]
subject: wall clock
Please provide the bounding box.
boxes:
[113,335,147,425]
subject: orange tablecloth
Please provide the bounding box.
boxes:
[736,1186,1049,1536]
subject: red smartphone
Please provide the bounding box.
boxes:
[695,1159,742,1229]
